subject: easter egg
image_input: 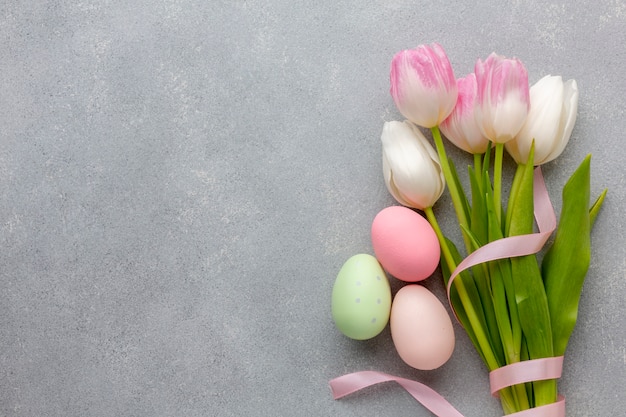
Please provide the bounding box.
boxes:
[371,206,440,282]
[331,254,392,340]
[390,285,455,370]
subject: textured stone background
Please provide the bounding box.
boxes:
[1,1,624,416]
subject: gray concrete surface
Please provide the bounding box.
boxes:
[0,1,624,416]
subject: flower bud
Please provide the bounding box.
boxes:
[381,121,445,210]
[505,75,579,165]
[390,43,458,128]
[440,73,490,154]
[474,53,530,143]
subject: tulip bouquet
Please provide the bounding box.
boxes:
[384,44,606,415]
[330,43,607,416]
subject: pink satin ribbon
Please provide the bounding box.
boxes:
[329,359,565,416]
[330,167,566,416]
[330,371,464,417]
[490,356,563,397]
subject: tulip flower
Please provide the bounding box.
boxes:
[381,121,445,210]
[440,73,490,154]
[505,75,579,165]
[390,43,458,128]
[474,53,530,144]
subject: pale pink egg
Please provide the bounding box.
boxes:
[390,285,455,370]
[371,206,440,282]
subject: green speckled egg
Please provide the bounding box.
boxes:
[331,254,392,340]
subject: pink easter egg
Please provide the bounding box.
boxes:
[371,206,440,282]
[390,285,455,370]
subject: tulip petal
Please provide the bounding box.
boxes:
[543,79,578,164]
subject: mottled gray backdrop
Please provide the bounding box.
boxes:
[1,1,624,416]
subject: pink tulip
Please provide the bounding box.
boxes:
[474,53,530,143]
[390,43,458,128]
[440,73,490,154]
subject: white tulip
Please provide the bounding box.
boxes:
[381,121,445,210]
[506,75,579,165]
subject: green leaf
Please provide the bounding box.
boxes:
[507,160,534,238]
[589,188,607,228]
[482,141,492,173]
[542,155,593,356]
[447,156,471,232]
[465,164,510,366]
[505,163,526,236]
[459,221,506,365]
[511,256,556,406]
[440,237,490,366]
[485,187,522,366]
[469,165,489,245]
[507,149,556,406]
[472,262,506,366]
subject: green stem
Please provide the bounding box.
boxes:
[424,207,498,370]
[493,142,504,227]
[474,153,482,181]
[424,207,457,281]
[431,126,470,232]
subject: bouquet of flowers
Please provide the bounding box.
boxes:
[329,43,607,416]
